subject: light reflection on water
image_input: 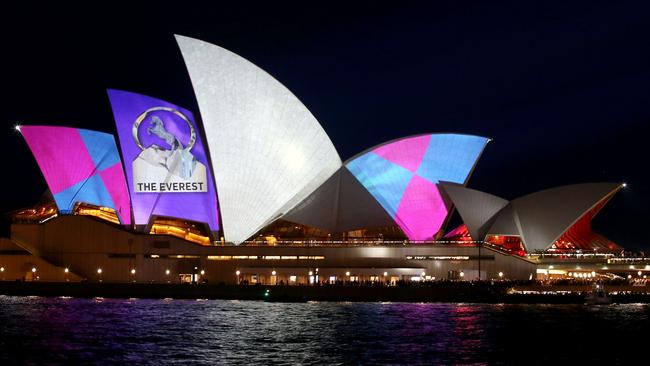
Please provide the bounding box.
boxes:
[0,296,649,365]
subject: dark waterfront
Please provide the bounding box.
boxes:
[1,296,648,365]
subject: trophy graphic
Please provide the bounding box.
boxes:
[131,107,207,193]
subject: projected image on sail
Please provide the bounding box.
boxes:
[107,89,219,231]
[132,107,207,193]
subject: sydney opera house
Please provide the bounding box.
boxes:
[0,35,635,285]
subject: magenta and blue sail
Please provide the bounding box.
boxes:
[346,134,488,241]
[20,126,132,225]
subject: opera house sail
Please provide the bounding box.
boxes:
[20,126,131,225]
[440,182,624,253]
[282,134,490,240]
[176,35,341,244]
[107,90,220,233]
[346,134,489,240]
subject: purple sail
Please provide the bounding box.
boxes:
[107,89,219,231]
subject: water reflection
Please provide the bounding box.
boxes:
[1,297,649,365]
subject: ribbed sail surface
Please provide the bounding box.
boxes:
[510,183,622,252]
[439,182,508,241]
[107,89,220,231]
[282,167,395,233]
[176,35,341,243]
[346,134,488,240]
[21,126,131,224]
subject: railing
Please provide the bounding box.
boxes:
[237,240,484,247]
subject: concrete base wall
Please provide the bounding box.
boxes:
[0,238,82,282]
[9,216,537,284]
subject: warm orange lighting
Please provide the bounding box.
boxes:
[75,203,120,224]
[150,223,211,245]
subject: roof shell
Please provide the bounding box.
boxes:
[106,89,220,231]
[20,126,131,225]
[508,182,623,252]
[282,166,395,232]
[345,133,489,240]
[176,35,342,243]
[442,182,624,252]
[438,182,508,241]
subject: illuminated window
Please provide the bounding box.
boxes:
[207,255,232,260]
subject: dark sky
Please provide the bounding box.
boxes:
[1,1,648,249]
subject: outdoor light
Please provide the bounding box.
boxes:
[421,272,426,277]
[622,183,627,187]
[308,271,313,276]
[64,268,69,273]
[383,272,388,277]
[459,271,465,278]
[32,267,36,273]
[498,272,504,278]
[165,269,170,275]
[14,124,21,132]
[639,271,643,276]
[200,270,205,275]
[628,275,632,279]
[131,269,136,274]
[345,271,350,276]
[591,271,596,277]
[97,268,102,274]
[0,267,4,272]
[271,270,277,276]
[236,270,240,276]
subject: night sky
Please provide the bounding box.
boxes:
[2,1,648,249]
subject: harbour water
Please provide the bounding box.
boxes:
[1,296,648,365]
